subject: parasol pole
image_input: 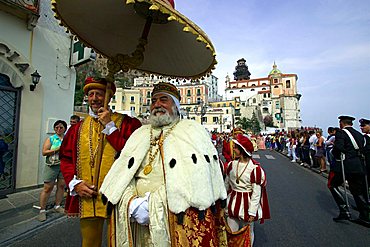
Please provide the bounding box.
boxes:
[92,16,152,188]
[93,79,112,188]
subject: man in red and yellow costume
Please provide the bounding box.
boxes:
[60,77,141,247]
[100,82,228,246]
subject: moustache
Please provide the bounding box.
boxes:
[151,107,168,115]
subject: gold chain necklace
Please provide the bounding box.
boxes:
[143,121,178,175]
[236,159,249,184]
[88,118,101,168]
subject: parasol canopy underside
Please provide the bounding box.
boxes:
[53,0,217,78]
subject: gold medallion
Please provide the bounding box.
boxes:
[143,164,153,175]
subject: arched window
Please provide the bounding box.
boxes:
[240,90,244,92]
[251,89,255,91]
[274,85,279,88]
[286,80,291,88]
[253,98,256,103]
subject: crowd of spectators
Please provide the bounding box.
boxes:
[261,127,341,173]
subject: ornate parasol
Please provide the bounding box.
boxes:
[52,0,217,79]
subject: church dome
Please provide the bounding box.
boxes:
[269,62,281,75]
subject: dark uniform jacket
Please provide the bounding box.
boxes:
[332,126,365,174]
[363,134,370,176]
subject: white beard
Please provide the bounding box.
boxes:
[150,106,179,128]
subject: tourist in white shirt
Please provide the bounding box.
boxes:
[309,130,318,168]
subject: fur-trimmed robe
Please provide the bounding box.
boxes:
[100,119,227,246]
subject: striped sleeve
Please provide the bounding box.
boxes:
[250,165,266,186]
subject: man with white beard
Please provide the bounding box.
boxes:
[100,82,228,246]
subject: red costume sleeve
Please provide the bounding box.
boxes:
[60,123,80,186]
[222,140,232,162]
[106,116,142,151]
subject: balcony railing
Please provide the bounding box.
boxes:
[0,0,40,30]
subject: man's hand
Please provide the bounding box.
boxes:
[129,192,150,225]
[97,107,111,126]
[74,181,98,198]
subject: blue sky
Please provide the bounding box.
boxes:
[175,0,370,132]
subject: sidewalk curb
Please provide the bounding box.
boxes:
[0,212,66,247]
[273,150,329,178]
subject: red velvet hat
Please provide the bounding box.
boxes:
[83,77,116,98]
[233,134,253,157]
[231,127,244,136]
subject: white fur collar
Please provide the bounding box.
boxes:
[100,120,227,213]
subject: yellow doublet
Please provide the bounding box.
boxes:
[77,114,123,218]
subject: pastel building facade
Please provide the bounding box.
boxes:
[0,1,76,195]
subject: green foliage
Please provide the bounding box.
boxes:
[235,112,261,134]
[115,77,132,88]
[74,61,101,106]
[235,117,250,131]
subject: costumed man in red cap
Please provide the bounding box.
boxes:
[222,128,244,163]
[225,134,270,246]
[100,82,228,246]
[59,77,142,247]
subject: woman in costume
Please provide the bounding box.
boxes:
[225,134,270,246]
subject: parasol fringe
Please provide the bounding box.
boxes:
[149,4,159,10]
[167,15,176,21]
[126,0,135,4]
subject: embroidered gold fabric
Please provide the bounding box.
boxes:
[77,113,123,218]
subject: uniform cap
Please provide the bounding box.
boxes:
[338,115,355,121]
[359,118,370,126]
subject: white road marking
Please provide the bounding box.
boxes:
[252,154,260,159]
[265,155,275,160]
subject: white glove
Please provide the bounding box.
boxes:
[129,192,150,225]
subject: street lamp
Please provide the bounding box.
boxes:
[30,70,41,91]
[194,100,207,125]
